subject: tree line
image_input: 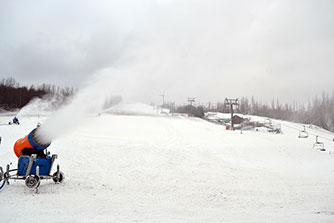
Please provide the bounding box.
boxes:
[206,93,334,132]
[163,92,334,132]
[0,77,75,111]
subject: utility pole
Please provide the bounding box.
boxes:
[225,98,239,130]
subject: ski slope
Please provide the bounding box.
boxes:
[0,111,334,223]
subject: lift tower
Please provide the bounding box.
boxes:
[225,98,239,130]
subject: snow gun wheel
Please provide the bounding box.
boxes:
[52,171,65,183]
[25,176,40,189]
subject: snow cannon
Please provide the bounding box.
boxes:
[14,128,51,158]
[0,128,64,192]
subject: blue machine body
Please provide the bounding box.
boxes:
[18,156,52,176]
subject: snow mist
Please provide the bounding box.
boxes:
[34,71,124,144]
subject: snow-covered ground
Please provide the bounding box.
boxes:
[0,111,334,223]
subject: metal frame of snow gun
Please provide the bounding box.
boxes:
[0,154,64,191]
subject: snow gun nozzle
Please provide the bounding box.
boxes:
[30,128,51,149]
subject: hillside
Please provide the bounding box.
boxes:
[0,110,334,223]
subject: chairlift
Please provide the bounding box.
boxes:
[298,125,309,138]
[264,119,272,126]
[313,136,325,151]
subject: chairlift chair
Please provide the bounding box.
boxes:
[313,136,325,151]
[298,126,309,138]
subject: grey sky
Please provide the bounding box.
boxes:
[0,0,333,104]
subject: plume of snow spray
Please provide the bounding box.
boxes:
[17,94,66,117]
[34,70,125,144]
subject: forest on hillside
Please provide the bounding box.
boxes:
[0,77,75,111]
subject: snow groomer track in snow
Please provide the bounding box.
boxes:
[0,128,64,191]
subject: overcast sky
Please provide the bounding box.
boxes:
[0,0,333,104]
